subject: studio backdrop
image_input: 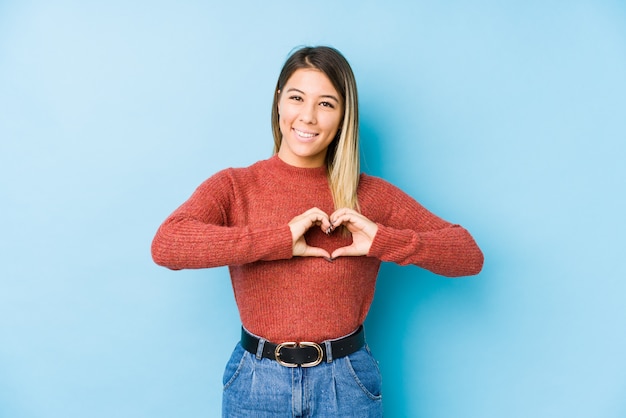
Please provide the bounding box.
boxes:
[1,1,625,417]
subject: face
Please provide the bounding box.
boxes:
[277,68,343,168]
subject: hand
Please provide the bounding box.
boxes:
[288,208,333,258]
[329,208,378,259]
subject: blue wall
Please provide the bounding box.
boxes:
[1,1,625,417]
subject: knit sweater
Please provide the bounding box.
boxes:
[152,155,483,343]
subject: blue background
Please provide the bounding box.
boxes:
[1,1,625,417]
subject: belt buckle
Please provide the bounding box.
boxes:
[274,341,323,368]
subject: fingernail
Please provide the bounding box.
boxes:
[324,256,334,262]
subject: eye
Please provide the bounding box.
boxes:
[289,95,303,102]
[320,101,335,109]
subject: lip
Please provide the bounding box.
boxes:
[293,128,319,141]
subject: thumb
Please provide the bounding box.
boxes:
[301,246,331,259]
[331,245,359,259]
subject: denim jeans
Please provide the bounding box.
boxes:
[222,342,383,417]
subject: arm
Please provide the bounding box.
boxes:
[151,170,293,270]
[362,177,484,277]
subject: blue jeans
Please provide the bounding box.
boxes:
[222,342,383,417]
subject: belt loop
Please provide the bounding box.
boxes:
[256,337,266,360]
[324,340,333,363]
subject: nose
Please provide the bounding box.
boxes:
[299,103,317,124]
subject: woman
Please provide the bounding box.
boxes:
[152,46,483,417]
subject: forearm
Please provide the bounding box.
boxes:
[368,223,484,277]
[151,216,293,270]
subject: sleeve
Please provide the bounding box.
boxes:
[363,177,484,277]
[151,169,294,270]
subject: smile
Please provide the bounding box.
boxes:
[294,128,318,139]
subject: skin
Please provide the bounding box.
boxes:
[277,68,343,168]
[276,68,379,259]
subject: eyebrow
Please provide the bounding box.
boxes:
[286,88,340,103]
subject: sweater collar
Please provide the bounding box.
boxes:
[265,155,329,186]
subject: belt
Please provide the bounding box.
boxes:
[241,326,365,368]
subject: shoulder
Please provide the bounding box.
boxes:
[358,173,405,196]
[196,158,270,193]
[207,158,270,181]
[358,173,421,215]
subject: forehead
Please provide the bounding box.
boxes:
[284,69,339,97]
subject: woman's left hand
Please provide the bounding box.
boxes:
[330,208,379,258]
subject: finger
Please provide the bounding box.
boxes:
[332,213,378,238]
[330,208,353,222]
[305,207,330,219]
[330,208,361,225]
[301,246,331,258]
[319,217,333,234]
[298,208,331,234]
[304,209,331,227]
[332,214,362,231]
[331,245,365,258]
[290,212,329,236]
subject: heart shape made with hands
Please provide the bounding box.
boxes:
[288,207,379,260]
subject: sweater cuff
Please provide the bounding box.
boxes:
[252,225,294,261]
[367,224,421,262]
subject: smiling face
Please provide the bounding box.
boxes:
[277,69,343,168]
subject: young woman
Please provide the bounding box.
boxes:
[152,46,484,417]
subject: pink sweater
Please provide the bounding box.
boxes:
[152,155,483,342]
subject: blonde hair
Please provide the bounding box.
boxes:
[271,46,361,211]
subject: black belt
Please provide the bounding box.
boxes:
[241,326,365,368]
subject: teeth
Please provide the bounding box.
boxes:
[294,129,316,138]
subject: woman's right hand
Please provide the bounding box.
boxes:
[288,208,332,258]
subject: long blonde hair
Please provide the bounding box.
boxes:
[271,46,360,211]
